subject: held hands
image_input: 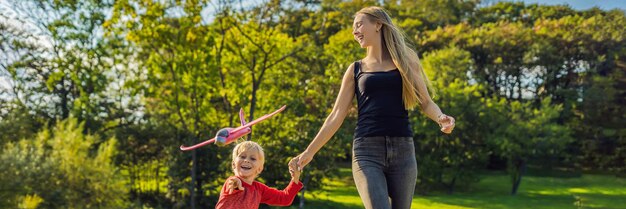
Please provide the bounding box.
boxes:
[438,114,456,134]
[289,151,314,184]
[226,177,244,194]
[288,155,301,176]
[289,151,314,173]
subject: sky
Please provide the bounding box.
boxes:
[500,0,626,11]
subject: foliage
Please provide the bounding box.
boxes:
[414,46,488,193]
[0,118,127,208]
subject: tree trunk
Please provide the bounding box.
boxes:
[191,149,197,209]
[155,161,159,194]
[511,159,526,195]
[247,83,257,141]
[447,175,457,194]
[60,76,70,119]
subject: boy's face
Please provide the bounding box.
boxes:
[232,149,263,179]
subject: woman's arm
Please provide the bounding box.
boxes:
[294,63,356,170]
[412,61,455,134]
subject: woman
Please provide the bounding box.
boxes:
[289,6,455,209]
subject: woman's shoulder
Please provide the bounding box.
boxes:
[335,62,357,79]
[348,61,357,70]
[346,61,360,75]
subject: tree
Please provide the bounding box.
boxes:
[487,98,572,195]
[414,46,490,193]
[385,0,479,34]
[419,1,625,178]
[1,0,132,133]
[529,8,626,173]
[108,0,224,207]
[0,118,127,208]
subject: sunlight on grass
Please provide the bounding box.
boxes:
[412,198,474,209]
[527,175,626,196]
[280,168,626,209]
[302,169,363,207]
[568,188,590,193]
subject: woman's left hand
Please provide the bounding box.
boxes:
[438,114,455,134]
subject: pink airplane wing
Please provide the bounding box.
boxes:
[180,138,216,151]
[230,105,286,133]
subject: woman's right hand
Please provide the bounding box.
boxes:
[289,150,315,171]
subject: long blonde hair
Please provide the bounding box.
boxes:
[357,6,433,110]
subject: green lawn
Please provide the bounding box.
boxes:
[277,168,626,209]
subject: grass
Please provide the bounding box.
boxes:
[274,168,626,209]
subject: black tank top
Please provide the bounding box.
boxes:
[353,61,413,138]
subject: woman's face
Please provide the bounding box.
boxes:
[353,13,380,48]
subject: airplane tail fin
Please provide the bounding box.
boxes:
[239,108,247,126]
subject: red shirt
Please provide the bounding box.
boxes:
[215,176,303,209]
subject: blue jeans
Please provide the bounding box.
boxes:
[352,136,417,209]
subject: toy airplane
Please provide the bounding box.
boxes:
[179,105,286,151]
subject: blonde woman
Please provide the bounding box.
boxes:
[289,6,455,209]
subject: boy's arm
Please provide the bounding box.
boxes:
[259,181,303,206]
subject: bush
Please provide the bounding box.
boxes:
[0,118,128,208]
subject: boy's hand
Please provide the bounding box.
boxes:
[226,177,244,194]
[289,167,301,184]
[288,156,300,172]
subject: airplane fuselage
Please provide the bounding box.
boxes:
[215,127,252,146]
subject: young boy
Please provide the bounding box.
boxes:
[216,141,302,209]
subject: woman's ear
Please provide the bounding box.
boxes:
[376,22,382,32]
